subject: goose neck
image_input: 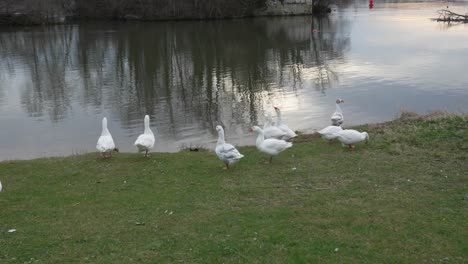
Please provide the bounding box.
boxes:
[335,103,342,113]
[264,117,271,128]
[101,118,110,136]
[276,111,282,125]
[217,130,225,145]
[144,116,152,134]
[256,131,265,146]
[145,127,153,136]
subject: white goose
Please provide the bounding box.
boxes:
[273,107,297,140]
[215,125,244,169]
[250,126,293,163]
[336,129,369,150]
[331,98,345,126]
[318,125,343,142]
[0,181,2,192]
[134,115,155,157]
[263,112,288,140]
[96,117,118,158]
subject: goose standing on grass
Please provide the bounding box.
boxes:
[134,115,155,157]
[215,125,244,169]
[331,98,345,126]
[250,126,293,164]
[263,112,288,140]
[0,181,2,192]
[273,106,297,140]
[96,117,118,158]
[336,129,369,150]
[318,125,343,142]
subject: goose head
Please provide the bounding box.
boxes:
[249,126,262,134]
[363,132,369,143]
[215,125,226,144]
[216,125,226,139]
[336,98,344,104]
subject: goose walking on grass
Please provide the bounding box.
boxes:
[331,98,345,126]
[336,129,369,150]
[273,107,297,140]
[250,126,293,164]
[215,125,244,169]
[263,112,288,140]
[96,117,118,158]
[318,125,343,142]
[134,115,155,157]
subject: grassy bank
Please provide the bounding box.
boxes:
[0,112,467,263]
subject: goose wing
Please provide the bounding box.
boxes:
[278,124,297,139]
[97,135,115,152]
[319,125,342,135]
[216,143,244,160]
[337,130,362,144]
[134,133,155,149]
[263,126,287,139]
[262,138,293,153]
[331,112,343,122]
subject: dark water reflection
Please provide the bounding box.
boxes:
[1,1,468,160]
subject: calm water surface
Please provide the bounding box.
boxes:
[1,1,468,160]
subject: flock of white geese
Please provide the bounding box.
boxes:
[93,98,368,170]
[0,98,369,191]
[215,99,368,169]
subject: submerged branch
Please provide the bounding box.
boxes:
[435,9,468,22]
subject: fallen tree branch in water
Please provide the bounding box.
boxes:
[435,9,468,22]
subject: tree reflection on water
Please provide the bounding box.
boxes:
[0,16,351,139]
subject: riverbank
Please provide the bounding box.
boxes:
[0,0,314,26]
[0,112,467,262]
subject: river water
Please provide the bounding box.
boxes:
[0,1,467,160]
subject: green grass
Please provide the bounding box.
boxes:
[1,113,467,263]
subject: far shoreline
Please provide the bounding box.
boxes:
[0,1,323,26]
